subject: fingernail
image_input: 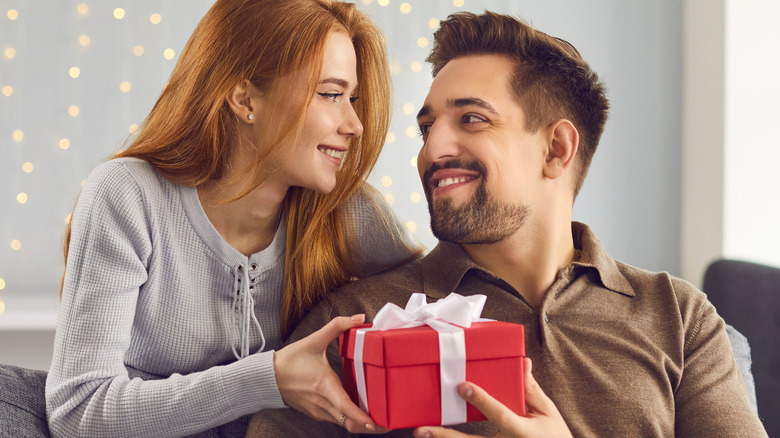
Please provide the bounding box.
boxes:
[351,314,365,321]
[365,423,374,431]
[459,383,473,398]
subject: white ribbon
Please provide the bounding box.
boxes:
[352,293,488,425]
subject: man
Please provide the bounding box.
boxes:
[247,11,766,437]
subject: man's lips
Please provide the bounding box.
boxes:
[428,169,480,194]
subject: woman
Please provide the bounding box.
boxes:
[45,0,421,436]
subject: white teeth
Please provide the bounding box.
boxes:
[321,147,345,160]
[437,177,470,188]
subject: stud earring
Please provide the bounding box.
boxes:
[247,114,254,121]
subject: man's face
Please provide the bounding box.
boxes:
[416,54,548,244]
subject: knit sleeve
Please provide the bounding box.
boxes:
[341,182,424,278]
[46,160,282,438]
[672,279,768,437]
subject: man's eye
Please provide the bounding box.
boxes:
[463,114,486,124]
[318,92,342,102]
[418,124,431,137]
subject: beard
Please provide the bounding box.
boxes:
[424,160,530,245]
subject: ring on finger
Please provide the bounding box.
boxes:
[338,414,347,427]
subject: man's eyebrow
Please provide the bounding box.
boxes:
[416,97,499,122]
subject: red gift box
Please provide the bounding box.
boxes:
[340,321,525,430]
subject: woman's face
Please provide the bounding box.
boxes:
[274,31,363,194]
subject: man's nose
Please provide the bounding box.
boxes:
[419,122,462,164]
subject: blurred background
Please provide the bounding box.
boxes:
[1,0,778,370]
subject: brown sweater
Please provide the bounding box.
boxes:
[247,222,767,437]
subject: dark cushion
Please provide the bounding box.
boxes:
[0,364,51,437]
[704,259,780,437]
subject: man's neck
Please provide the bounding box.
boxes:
[460,217,575,310]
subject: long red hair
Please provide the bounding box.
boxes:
[62,0,400,337]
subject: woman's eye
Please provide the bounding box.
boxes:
[318,92,342,102]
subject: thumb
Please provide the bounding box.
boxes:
[307,314,366,350]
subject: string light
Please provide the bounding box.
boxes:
[22,162,34,173]
[411,61,422,72]
[406,221,417,232]
[384,193,395,204]
[12,130,23,142]
[417,37,428,48]
[16,193,28,204]
[150,13,161,24]
[400,3,411,14]
[119,81,132,93]
[381,176,393,187]
[59,138,71,150]
[410,192,422,203]
[0,278,5,290]
[77,4,88,16]
[79,35,90,46]
[378,0,389,6]
[7,9,18,20]
[4,48,16,59]
[113,8,126,19]
[0,300,5,315]
[163,48,175,60]
[129,124,139,134]
[402,103,415,114]
[386,132,396,144]
[69,66,81,78]
[405,126,418,138]
[428,18,440,30]
[1,86,11,97]
[362,0,373,4]
[68,105,80,117]
[10,240,22,251]
[453,0,465,7]
[133,45,145,56]
[410,155,418,168]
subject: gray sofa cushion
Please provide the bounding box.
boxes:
[0,364,50,437]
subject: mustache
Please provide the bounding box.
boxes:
[422,159,487,188]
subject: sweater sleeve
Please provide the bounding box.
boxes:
[341,183,424,278]
[673,280,768,437]
[46,161,283,438]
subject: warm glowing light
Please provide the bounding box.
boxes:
[69,66,81,78]
[417,37,429,48]
[410,155,417,168]
[428,18,440,30]
[378,0,389,6]
[77,4,88,15]
[68,105,80,117]
[129,124,139,134]
[12,130,23,142]
[381,176,392,187]
[113,8,125,19]
[406,221,417,232]
[400,3,411,14]
[1,86,11,97]
[10,240,22,251]
[406,126,418,137]
[22,162,34,173]
[386,132,396,144]
[0,278,5,290]
[410,192,422,203]
[384,193,395,204]
[0,300,5,314]
[163,48,175,60]
[79,35,90,46]
[411,61,422,72]
[7,9,18,20]
[402,103,415,115]
[16,193,28,204]
[150,13,161,24]
[59,138,71,150]
[362,0,373,4]
[453,0,464,7]
[390,63,401,75]
[4,47,16,59]
[119,81,132,93]
[133,45,144,56]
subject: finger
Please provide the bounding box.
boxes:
[455,381,519,431]
[522,357,555,416]
[413,426,474,438]
[320,371,376,431]
[307,314,366,350]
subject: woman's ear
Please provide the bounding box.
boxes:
[226,81,257,124]
[543,119,579,180]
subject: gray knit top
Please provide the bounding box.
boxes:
[46,157,420,437]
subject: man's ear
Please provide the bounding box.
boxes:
[543,119,578,180]
[226,80,256,123]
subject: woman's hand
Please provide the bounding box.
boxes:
[413,358,572,438]
[273,314,379,434]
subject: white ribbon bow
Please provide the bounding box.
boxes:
[353,293,488,425]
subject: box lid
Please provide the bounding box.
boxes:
[340,321,524,367]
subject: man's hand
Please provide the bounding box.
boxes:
[413,358,572,438]
[273,314,379,434]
